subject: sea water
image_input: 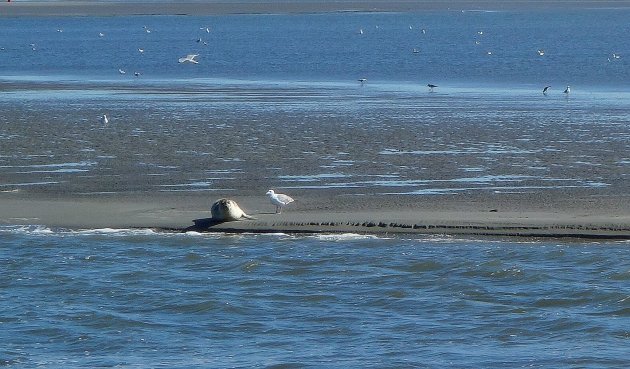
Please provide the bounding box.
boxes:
[1,8,630,368]
[1,226,629,368]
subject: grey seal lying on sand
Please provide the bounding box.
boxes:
[186,198,255,232]
[210,198,255,221]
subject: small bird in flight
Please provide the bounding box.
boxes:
[564,85,570,94]
[427,83,438,92]
[178,54,199,64]
[543,85,550,94]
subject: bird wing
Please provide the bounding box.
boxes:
[276,194,294,204]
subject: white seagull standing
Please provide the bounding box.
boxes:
[100,114,109,125]
[178,54,199,64]
[266,190,294,214]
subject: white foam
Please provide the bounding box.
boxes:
[311,233,383,241]
[0,225,55,235]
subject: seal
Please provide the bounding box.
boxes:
[186,198,255,232]
[210,198,255,222]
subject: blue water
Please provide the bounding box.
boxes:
[1,226,629,368]
[1,9,630,88]
[2,8,630,368]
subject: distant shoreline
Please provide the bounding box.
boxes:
[2,1,630,17]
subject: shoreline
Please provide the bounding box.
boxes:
[2,195,629,240]
[2,1,630,17]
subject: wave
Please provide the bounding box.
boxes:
[310,233,384,241]
[0,225,161,237]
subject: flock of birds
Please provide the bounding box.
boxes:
[95,24,211,77]
[352,25,623,97]
[17,21,622,94]
[18,21,624,130]
[358,80,571,96]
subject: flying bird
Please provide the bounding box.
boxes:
[358,78,367,85]
[427,83,438,92]
[543,85,550,94]
[564,85,570,94]
[266,190,295,214]
[178,54,199,64]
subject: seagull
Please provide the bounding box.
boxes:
[564,85,570,94]
[178,54,199,64]
[266,190,295,214]
[138,48,144,53]
[98,32,104,38]
[537,49,545,56]
[427,83,438,92]
[134,71,141,77]
[100,114,109,125]
[412,48,420,54]
[358,78,367,85]
[118,68,126,75]
[543,85,550,94]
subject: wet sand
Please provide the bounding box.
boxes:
[2,1,630,17]
[1,193,629,239]
[1,80,629,240]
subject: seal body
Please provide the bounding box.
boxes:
[211,198,254,221]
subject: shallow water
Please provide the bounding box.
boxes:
[1,226,629,368]
[1,10,630,198]
[1,79,628,197]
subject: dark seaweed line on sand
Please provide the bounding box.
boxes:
[170,221,630,240]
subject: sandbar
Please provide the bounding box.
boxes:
[1,192,629,239]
